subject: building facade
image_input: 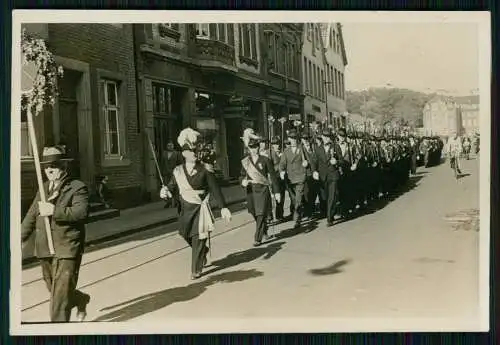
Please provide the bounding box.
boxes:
[301,23,327,126]
[320,23,348,128]
[455,95,480,135]
[21,23,144,215]
[261,23,303,139]
[422,97,463,137]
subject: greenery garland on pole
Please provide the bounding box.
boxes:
[21,28,64,114]
[21,28,64,255]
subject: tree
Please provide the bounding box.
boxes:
[21,28,64,115]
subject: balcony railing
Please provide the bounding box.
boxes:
[192,38,236,67]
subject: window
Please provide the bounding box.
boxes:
[321,70,325,100]
[196,23,234,46]
[330,66,334,95]
[308,61,313,96]
[329,30,333,49]
[303,57,308,93]
[152,84,172,115]
[326,64,331,94]
[340,72,344,99]
[315,27,321,50]
[336,33,341,53]
[20,107,33,158]
[312,64,317,98]
[307,23,313,41]
[332,29,337,52]
[287,43,294,77]
[316,66,320,99]
[103,80,121,157]
[266,31,276,70]
[239,24,257,60]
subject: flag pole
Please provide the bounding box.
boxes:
[26,106,55,255]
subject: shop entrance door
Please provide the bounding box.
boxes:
[225,118,243,179]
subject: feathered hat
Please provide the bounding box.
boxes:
[177,127,201,151]
[241,128,261,148]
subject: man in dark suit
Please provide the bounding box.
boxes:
[269,136,285,222]
[312,128,351,226]
[162,141,184,209]
[279,129,307,228]
[21,146,90,322]
[300,133,319,219]
[241,137,281,246]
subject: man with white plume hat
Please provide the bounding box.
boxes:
[240,128,281,246]
[160,127,232,280]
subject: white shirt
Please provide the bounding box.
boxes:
[447,137,462,157]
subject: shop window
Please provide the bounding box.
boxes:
[152,84,172,115]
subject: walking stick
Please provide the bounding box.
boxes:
[145,131,165,187]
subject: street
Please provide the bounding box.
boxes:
[20,157,481,329]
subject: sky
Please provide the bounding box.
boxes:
[341,22,479,95]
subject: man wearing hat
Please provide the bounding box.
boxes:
[300,132,319,219]
[241,132,281,246]
[279,128,307,228]
[21,145,91,322]
[160,128,232,280]
[269,136,285,221]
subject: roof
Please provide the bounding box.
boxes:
[318,22,348,66]
[454,95,479,105]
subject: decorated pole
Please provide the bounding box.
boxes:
[279,116,287,150]
[21,29,64,255]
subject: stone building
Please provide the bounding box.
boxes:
[455,95,480,135]
[422,96,463,137]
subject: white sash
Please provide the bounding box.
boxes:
[173,166,215,240]
[241,157,270,186]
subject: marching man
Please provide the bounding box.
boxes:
[279,128,308,229]
[160,128,232,280]
[21,146,91,322]
[240,129,281,246]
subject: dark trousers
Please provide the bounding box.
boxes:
[324,179,339,222]
[287,182,305,221]
[274,178,286,219]
[253,214,268,242]
[187,235,208,275]
[302,176,317,217]
[410,155,417,174]
[39,256,89,322]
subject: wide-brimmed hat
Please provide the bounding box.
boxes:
[270,136,280,145]
[320,129,331,137]
[40,146,73,165]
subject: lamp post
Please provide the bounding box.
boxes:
[278,116,287,149]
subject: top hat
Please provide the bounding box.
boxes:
[40,146,73,165]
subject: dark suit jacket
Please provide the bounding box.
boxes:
[240,155,280,216]
[301,144,317,178]
[313,142,351,182]
[279,145,307,184]
[21,178,89,258]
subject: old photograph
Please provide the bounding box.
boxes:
[10,11,490,334]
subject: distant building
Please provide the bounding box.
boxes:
[347,113,375,129]
[320,23,348,128]
[455,95,480,135]
[422,96,463,137]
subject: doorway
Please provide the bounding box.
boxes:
[57,69,82,179]
[225,118,243,179]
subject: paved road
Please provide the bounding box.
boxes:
[20,157,482,331]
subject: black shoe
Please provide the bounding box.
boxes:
[293,221,301,229]
[191,272,201,280]
[253,241,262,247]
[76,293,90,322]
[327,220,334,227]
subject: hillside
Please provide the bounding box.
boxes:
[346,87,438,127]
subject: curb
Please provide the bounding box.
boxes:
[22,197,246,268]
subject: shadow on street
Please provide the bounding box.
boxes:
[308,259,352,276]
[203,241,286,276]
[275,219,320,239]
[94,269,264,322]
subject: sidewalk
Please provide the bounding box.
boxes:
[22,184,246,264]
